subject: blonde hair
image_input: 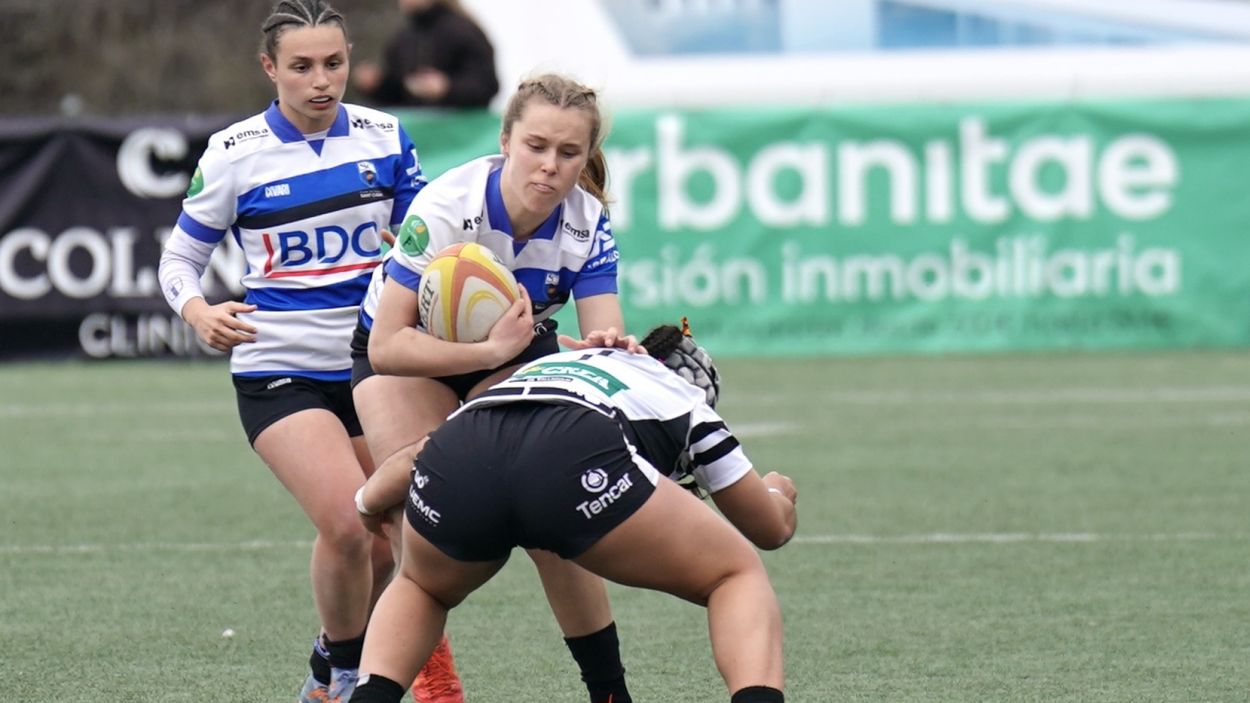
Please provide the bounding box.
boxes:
[502,74,610,208]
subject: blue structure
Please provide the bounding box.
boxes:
[598,0,1244,56]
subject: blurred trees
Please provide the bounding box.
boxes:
[0,0,396,116]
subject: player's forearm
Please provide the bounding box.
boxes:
[358,439,427,515]
[157,229,214,318]
[713,470,798,550]
[369,325,509,377]
[574,293,627,338]
[178,296,210,327]
[765,489,798,549]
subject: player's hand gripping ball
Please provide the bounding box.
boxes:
[417,242,520,343]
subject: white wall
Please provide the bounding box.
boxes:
[461,0,1250,109]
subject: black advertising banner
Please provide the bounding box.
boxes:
[0,116,240,359]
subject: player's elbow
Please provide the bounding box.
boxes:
[367,334,398,375]
[370,357,396,376]
[369,351,400,376]
[743,519,796,551]
[754,525,796,551]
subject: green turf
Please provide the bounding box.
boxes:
[3,351,1248,702]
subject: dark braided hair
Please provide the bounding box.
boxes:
[639,323,685,361]
[261,0,347,58]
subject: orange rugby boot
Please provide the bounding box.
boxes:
[411,634,465,703]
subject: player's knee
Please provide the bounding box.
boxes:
[316,509,373,556]
[694,552,769,604]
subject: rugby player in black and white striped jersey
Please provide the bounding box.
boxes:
[350,323,797,703]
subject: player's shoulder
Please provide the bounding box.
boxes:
[555,185,613,261]
[418,155,499,215]
[561,184,608,229]
[202,111,274,163]
[560,185,611,250]
[610,349,671,376]
[393,157,496,256]
[341,103,403,139]
[548,348,666,378]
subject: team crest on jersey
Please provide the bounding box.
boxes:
[398,214,429,256]
[545,272,560,299]
[357,161,378,186]
[186,167,204,198]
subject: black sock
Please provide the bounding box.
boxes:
[564,622,631,703]
[731,685,784,703]
[348,673,405,703]
[309,636,332,685]
[324,632,366,670]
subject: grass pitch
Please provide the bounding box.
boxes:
[3,350,1248,701]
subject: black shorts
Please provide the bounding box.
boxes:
[350,318,560,400]
[233,374,362,445]
[349,319,376,389]
[407,403,660,561]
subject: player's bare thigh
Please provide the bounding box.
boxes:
[574,478,765,605]
[253,408,367,529]
[353,374,459,466]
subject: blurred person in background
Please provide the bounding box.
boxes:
[155,1,457,701]
[351,0,499,109]
[350,73,639,703]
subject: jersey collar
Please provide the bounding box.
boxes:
[264,101,350,149]
[485,167,562,243]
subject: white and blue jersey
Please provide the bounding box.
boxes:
[159,101,424,380]
[358,154,618,332]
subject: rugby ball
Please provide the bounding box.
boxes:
[417,242,520,343]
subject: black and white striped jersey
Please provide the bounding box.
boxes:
[456,348,752,493]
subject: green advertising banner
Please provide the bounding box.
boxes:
[400,98,1250,357]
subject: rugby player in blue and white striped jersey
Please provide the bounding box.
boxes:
[156,2,429,701]
[350,74,640,703]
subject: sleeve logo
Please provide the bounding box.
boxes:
[398,214,430,256]
[585,249,620,270]
[186,167,204,198]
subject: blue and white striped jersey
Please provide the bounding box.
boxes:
[459,348,753,494]
[358,154,618,331]
[159,101,424,379]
